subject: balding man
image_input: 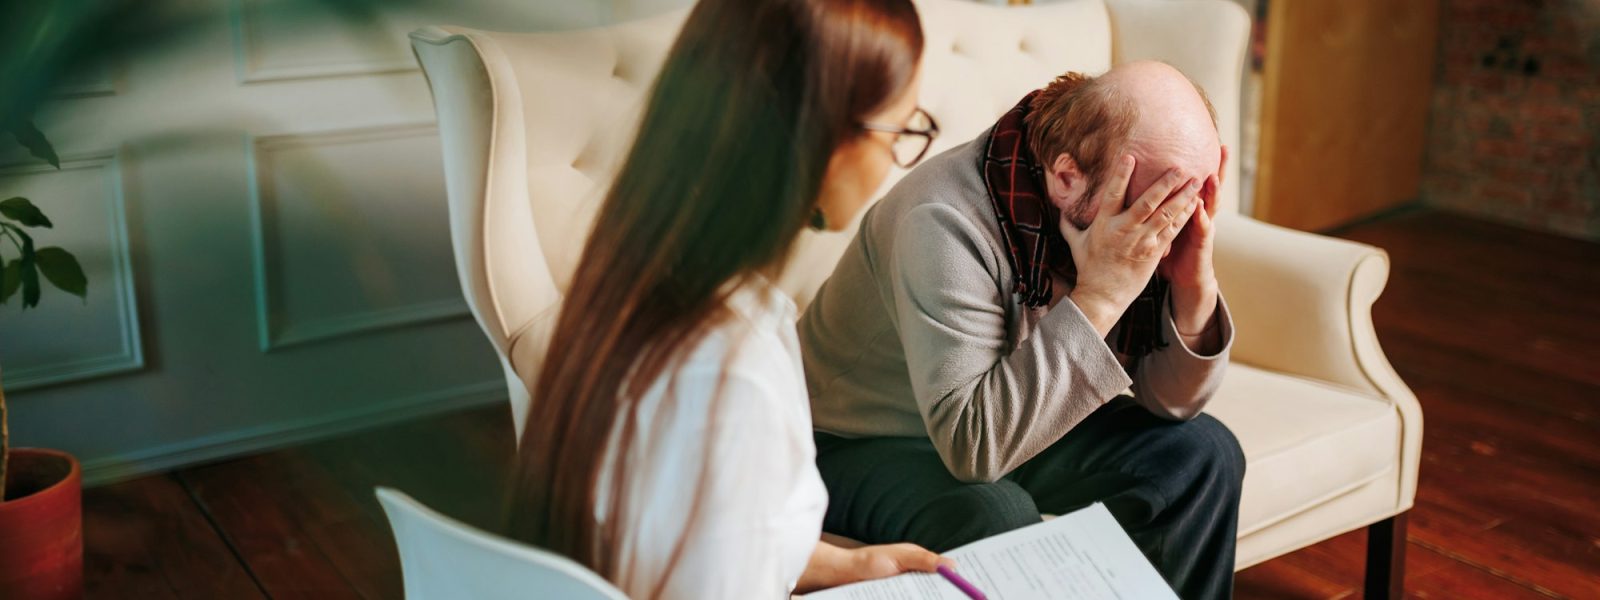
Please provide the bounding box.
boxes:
[800,61,1244,599]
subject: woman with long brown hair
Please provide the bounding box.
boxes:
[505,0,945,597]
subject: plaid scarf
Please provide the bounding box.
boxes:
[980,90,1168,359]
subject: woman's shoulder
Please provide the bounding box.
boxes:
[646,312,806,451]
[682,287,794,380]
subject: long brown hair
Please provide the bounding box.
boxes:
[507,0,923,592]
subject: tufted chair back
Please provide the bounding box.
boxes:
[411,0,1250,439]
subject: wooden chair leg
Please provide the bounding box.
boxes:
[1364,512,1409,600]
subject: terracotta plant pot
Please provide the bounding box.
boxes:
[0,448,83,600]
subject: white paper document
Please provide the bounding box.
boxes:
[804,503,1177,600]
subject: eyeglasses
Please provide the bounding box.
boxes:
[861,107,940,168]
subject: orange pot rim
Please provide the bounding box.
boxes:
[2,447,81,508]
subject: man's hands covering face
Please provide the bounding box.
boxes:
[1160,146,1227,346]
[1156,170,1221,302]
[1158,146,1226,299]
[1060,155,1202,338]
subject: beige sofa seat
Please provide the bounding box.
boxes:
[409,0,1422,588]
[1212,364,1400,566]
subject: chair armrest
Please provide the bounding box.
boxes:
[1214,214,1421,508]
[1215,214,1393,395]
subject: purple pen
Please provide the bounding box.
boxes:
[936,564,988,600]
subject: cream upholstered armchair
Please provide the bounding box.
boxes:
[409,0,1422,596]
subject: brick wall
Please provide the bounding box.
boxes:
[1422,0,1600,240]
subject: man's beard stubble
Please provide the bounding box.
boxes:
[1061,178,1103,232]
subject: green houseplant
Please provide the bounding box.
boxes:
[2,127,89,495]
[0,0,111,515]
[0,124,90,599]
[2,3,140,596]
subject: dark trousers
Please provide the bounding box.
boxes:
[815,397,1246,600]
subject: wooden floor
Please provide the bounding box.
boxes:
[81,209,1600,599]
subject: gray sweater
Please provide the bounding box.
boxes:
[798,135,1234,483]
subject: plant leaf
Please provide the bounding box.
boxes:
[18,234,39,308]
[0,260,19,304]
[8,121,60,169]
[34,247,86,299]
[0,197,52,228]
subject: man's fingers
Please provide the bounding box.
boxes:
[1096,155,1137,215]
[1203,174,1221,218]
[1155,195,1200,245]
[1142,178,1200,229]
[1193,195,1214,233]
[1060,215,1087,250]
[1129,169,1189,222]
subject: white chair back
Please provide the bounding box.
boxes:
[375,487,629,600]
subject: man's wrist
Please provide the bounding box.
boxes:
[1067,288,1122,337]
[1169,279,1219,334]
[1168,273,1218,297]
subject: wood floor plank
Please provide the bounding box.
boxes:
[288,405,512,597]
[310,405,512,533]
[177,454,364,599]
[173,405,514,600]
[1375,294,1600,390]
[271,448,407,600]
[82,474,262,599]
[1336,211,1600,302]
[1235,563,1353,600]
[1379,329,1597,425]
[1405,543,1563,599]
[1407,491,1600,598]
[1236,530,1361,600]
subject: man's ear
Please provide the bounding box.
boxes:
[1044,153,1089,209]
[1218,144,1230,188]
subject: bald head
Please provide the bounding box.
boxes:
[1028,61,1227,229]
[1100,60,1218,151]
[1097,61,1223,222]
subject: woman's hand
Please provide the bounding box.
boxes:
[795,541,950,593]
[847,543,948,581]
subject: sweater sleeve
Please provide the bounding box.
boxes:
[888,203,1133,483]
[1128,293,1235,420]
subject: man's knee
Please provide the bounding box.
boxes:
[907,480,1040,551]
[1173,413,1246,492]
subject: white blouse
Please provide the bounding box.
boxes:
[594,279,828,599]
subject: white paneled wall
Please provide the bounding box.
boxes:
[0,0,692,484]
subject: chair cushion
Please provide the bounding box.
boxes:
[1203,364,1400,536]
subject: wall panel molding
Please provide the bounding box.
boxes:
[267,298,468,350]
[228,0,626,84]
[246,123,469,352]
[229,0,419,83]
[0,152,145,391]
